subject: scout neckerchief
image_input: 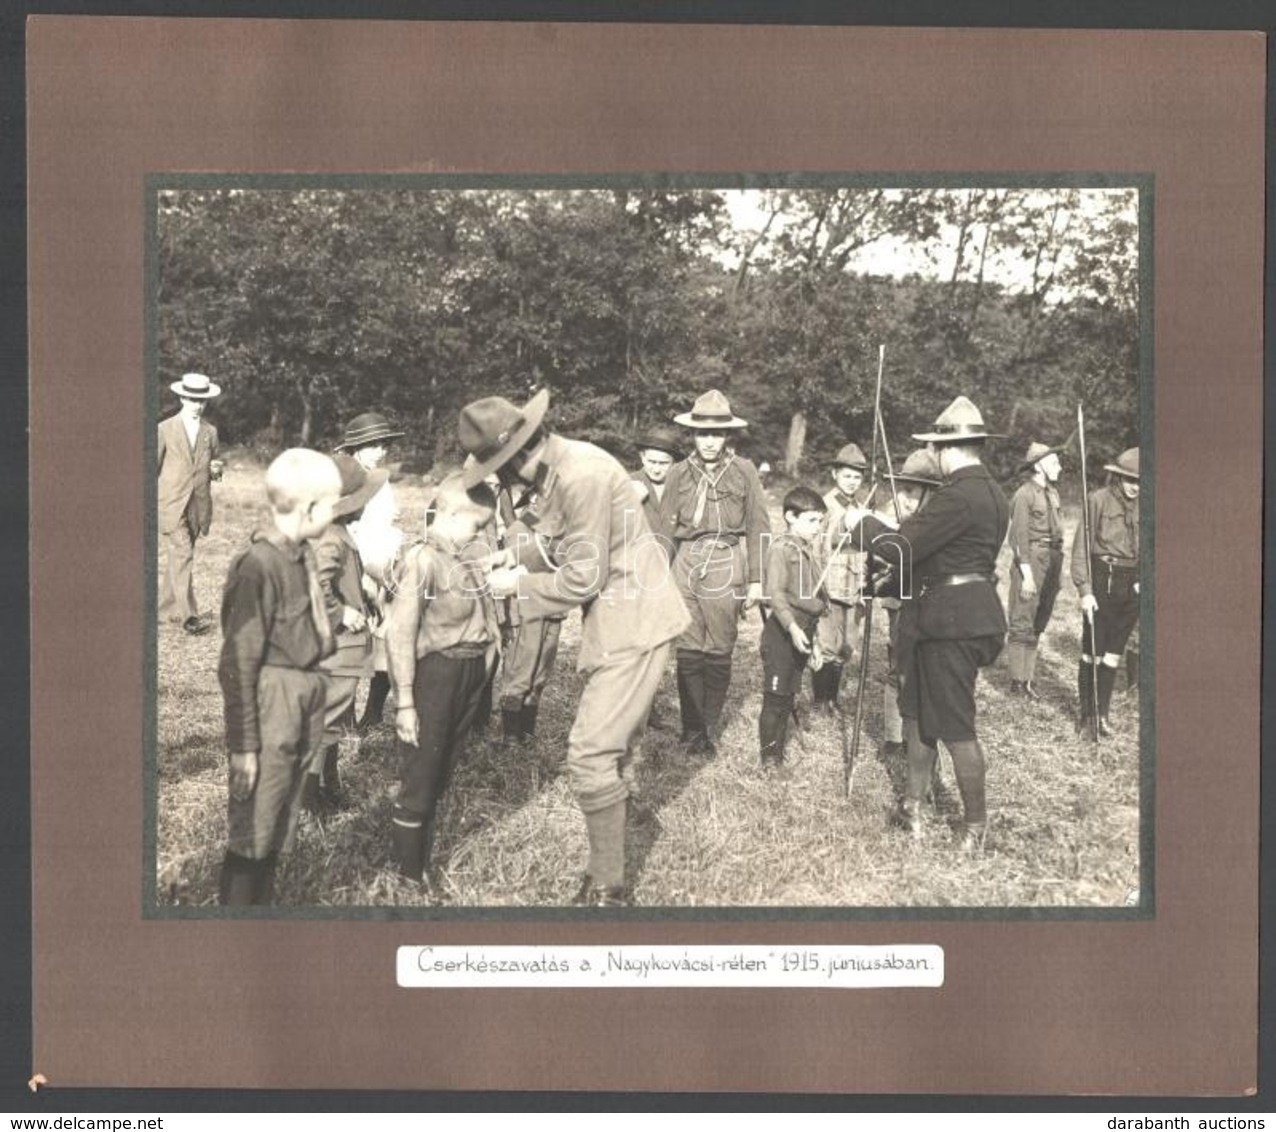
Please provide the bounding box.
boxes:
[688,450,737,529]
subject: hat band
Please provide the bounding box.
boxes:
[343,427,400,445]
[930,422,987,436]
[689,410,735,423]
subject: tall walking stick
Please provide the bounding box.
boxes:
[1077,404,1101,743]
[846,346,896,797]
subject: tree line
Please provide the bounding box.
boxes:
[156,185,1140,481]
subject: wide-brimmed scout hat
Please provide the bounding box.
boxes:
[911,395,1004,443]
[170,372,221,399]
[887,448,943,487]
[1018,440,1065,472]
[673,389,748,429]
[829,442,869,470]
[635,427,684,460]
[1104,447,1139,479]
[335,411,405,452]
[458,388,551,489]
[331,453,389,518]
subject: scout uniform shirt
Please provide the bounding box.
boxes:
[385,532,498,711]
[820,487,867,605]
[1070,482,1139,597]
[766,532,827,635]
[657,450,771,584]
[1008,478,1063,562]
[508,434,689,670]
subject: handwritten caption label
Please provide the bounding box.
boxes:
[397,945,943,988]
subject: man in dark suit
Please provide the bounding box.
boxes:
[851,396,1010,852]
[158,372,223,635]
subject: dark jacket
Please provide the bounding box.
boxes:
[868,463,1010,642]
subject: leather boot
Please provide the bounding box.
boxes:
[255,853,278,904]
[676,650,707,746]
[1096,663,1118,728]
[947,738,988,833]
[301,772,324,816]
[822,663,844,710]
[758,692,789,767]
[573,875,633,906]
[521,702,539,739]
[320,744,346,810]
[502,707,525,746]
[583,800,627,891]
[701,653,733,744]
[390,809,428,882]
[218,852,261,906]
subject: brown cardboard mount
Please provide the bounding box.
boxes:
[27,19,1261,1096]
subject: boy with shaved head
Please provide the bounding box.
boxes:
[217,448,343,905]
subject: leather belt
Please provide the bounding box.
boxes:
[688,533,740,548]
[1096,555,1137,572]
[921,572,995,589]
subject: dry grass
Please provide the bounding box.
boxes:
[155,455,1141,911]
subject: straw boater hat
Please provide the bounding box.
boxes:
[457,388,551,489]
[1104,447,1139,479]
[1018,440,1065,473]
[170,372,221,399]
[887,448,943,487]
[673,389,748,429]
[911,395,1004,443]
[636,427,684,461]
[331,453,389,519]
[335,411,405,452]
[830,442,869,470]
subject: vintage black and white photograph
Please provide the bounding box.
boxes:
[150,178,1146,913]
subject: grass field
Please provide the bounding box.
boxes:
[155,453,1141,910]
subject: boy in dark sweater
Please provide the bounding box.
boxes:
[384,472,499,889]
[759,485,829,773]
[217,448,343,905]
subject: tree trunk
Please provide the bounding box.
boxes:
[784,409,808,475]
[297,380,313,446]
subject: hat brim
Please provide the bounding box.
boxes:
[170,381,221,399]
[1103,464,1139,479]
[636,437,684,459]
[461,388,550,489]
[332,468,389,518]
[887,471,942,487]
[336,429,405,452]
[1018,447,1065,472]
[910,429,1003,443]
[672,411,748,429]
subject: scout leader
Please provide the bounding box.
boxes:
[655,389,771,755]
[1005,441,1066,700]
[1071,447,1140,738]
[467,390,690,907]
[812,442,871,712]
[848,397,1010,852]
